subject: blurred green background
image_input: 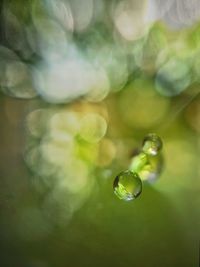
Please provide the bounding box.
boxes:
[0,0,199,266]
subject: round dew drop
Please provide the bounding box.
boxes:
[113,170,142,201]
[142,133,162,156]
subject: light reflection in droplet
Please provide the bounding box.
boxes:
[113,170,142,201]
[130,151,163,183]
[142,133,163,156]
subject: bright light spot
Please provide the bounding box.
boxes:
[49,111,80,141]
[91,45,128,92]
[46,0,74,32]
[147,0,174,21]
[34,56,92,103]
[85,67,110,102]
[70,0,94,32]
[0,46,36,99]
[57,159,89,194]
[33,17,69,61]
[26,109,50,138]
[40,138,75,166]
[156,58,191,97]
[152,0,200,29]
[113,0,148,41]
[79,113,107,143]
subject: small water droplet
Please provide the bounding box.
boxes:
[113,170,142,201]
[142,133,162,156]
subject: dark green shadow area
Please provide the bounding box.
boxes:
[0,96,198,267]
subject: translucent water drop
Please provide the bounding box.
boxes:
[129,152,163,183]
[142,133,162,156]
[113,170,142,201]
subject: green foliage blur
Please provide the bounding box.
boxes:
[0,1,199,267]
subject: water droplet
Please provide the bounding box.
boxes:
[142,133,162,156]
[129,152,163,183]
[113,170,142,201]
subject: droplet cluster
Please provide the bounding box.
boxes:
[113,134,163,201]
